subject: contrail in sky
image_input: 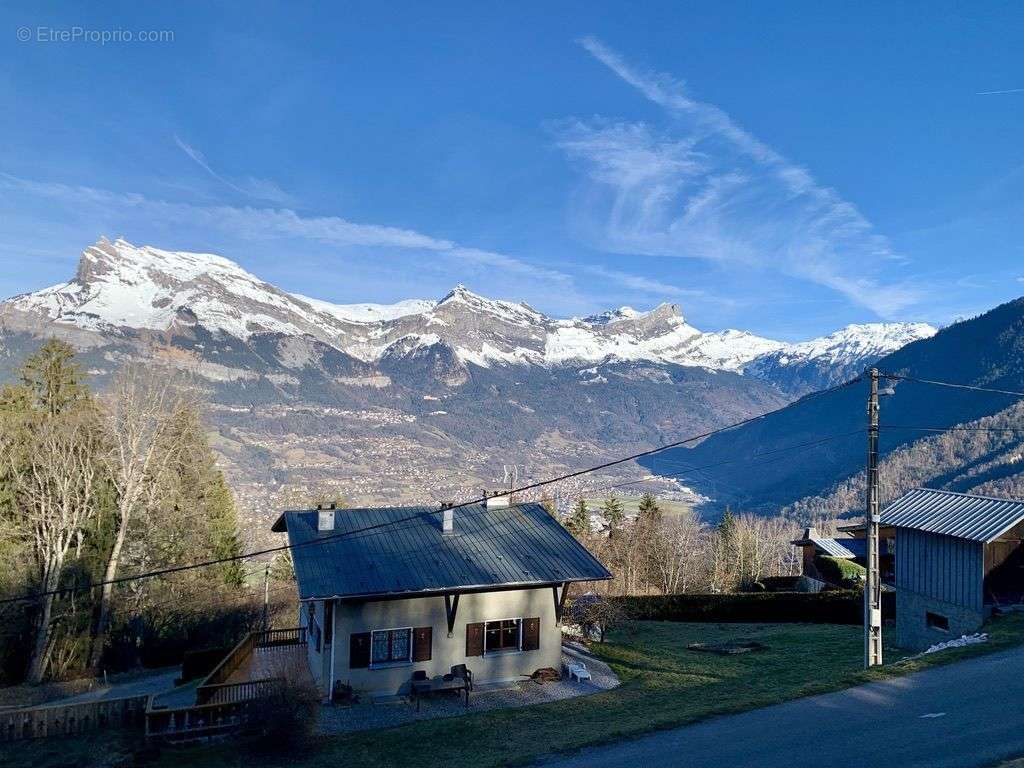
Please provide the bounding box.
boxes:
[977,87,1024,95]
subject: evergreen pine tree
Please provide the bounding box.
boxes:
[567,497,590,537]
[638,492,662,527]
[603,493,624,531]
[151,405,245,588]
[718,508,736,540]
[19,339,87,416]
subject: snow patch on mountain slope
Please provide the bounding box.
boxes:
[295,294,435,323]
[583,306,643,325]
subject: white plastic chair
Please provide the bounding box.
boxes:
[568,662,592,682]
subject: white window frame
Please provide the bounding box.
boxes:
[483,616,523,655]
[369,625,414,668]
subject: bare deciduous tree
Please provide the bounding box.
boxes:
[3,409,102,682]
[653,509,709,594]
[88,365,192,668]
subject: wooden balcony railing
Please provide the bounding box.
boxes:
[2,694,150,742]
[195,627,306,705]
[196,677,282,706]
[145,696,259,740]
[199,632,256,693]
[255,626,306,648]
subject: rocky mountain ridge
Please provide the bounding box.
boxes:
[4,238,936,393]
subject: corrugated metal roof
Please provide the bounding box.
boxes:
[813,537,857,559]
[277,502,613,601]
[881,488,1024,543]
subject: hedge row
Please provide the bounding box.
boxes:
[814,555,866,585]
[613,590,865,625]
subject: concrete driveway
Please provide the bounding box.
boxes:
[541,645,1024,768]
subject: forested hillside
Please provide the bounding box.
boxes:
[785,399,1024,521]
[642,297,1024,514]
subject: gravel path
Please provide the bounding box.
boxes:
[318,645,619,735]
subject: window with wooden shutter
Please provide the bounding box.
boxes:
[522,617,540,651]
[349,632,371,669]
[412,626,432,661]
[465,622,484,657]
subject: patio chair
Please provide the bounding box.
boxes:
[567,661,592,682]
[449,663,474,691]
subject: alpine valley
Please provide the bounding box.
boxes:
[0,239,937,538]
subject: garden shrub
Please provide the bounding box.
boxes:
[613,590,864,625]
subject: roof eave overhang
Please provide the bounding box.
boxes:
[297,573,613,603]
[982,515,1024,544]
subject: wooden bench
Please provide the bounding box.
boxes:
[410,676,470,711]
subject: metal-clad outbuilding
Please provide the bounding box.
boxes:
[882,488,1024,650]
[882,488,1024,543]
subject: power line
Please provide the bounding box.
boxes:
[0,377,863,607]
[881,425,1024,434]
[879,372,1024,398]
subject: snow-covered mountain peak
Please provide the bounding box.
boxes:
[2,239,937,389]
[434,283,544,326]
[778,322,938,364]
[14,237,338,340]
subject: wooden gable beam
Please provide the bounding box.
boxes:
[444,593,460,637]
[552,582,570,625]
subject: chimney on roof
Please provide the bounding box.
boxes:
[483,490,511,510]
[804,526,817,540]
[317,501,336,532]
[440,501,454,534]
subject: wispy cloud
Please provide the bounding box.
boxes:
[563,36,919,317]
[584,263,704,298]
[173,134,296,205]
[0,173,581,299]
[977,88,1024,96]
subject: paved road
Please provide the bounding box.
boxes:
[54,668,180,705]
[542,646,1024,768]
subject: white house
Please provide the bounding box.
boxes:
[271,495,611,700]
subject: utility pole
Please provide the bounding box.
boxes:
[865,368,883,667]
[262,564,270,632]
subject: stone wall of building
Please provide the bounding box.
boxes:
[896,588,987,651]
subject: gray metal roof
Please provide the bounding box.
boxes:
[881,488,1024,543]
[812,537,857,559]
[790,527,857,558]
[274,502,613,601]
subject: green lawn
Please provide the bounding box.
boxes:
[585,496,694,519]
[9,614,1024,768]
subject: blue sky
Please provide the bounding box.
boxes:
[1,2,1022,339]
